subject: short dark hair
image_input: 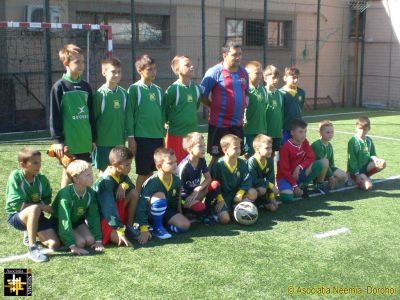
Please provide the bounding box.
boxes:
[102,57,121,73]
[109,146,133,165]
[221,41,242,54]
[291,119,308,131]
[135,54,155,72]
[18,147,41,164]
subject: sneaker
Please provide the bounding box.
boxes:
[125,225,140,243]
[200,215,216,225]
[302,186,310,199]
[23,231,29,247]
[152,226,172,239]
[28,245,49,263]
[315,183,329,195]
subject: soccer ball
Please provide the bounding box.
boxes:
[234,201,258,225]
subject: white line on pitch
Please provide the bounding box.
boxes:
[308,127,400,142]
[314,227,350,239]
[304,111,368,119]
[0,248,54,263]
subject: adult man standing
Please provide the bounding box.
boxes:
[201,41,249,166]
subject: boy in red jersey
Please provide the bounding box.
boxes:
[277,119,327,202]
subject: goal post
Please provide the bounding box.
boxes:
[0,21,112,135]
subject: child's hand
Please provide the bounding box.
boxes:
[272,186,279,194]
[70,246,89,255]
[292,166,301,181]
[128,137,137,156]
[115,184,126,200]
[53,143,64,158]
[328,177,337,189]
[233,196,242,204]
[117,234,133,247]
[91,241,104,252]
[164,123,169,130]
[293,187,303,197]
[138,231,152,244]
[374,158,384,168]
[40,204,53,214]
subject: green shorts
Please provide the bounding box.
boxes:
[92,146,114,171]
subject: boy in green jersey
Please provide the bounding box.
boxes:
[127,55,164,193]
[243,61,268,159]
[52,160,104,255]
[6,147,60,263]
[280,66,305,144]
[311,120,348,190]
[347,116,386,190]
[50,44,96,188]
[92,57,134,172]
[264,65,283,157]
[210,134,257,224]
[165,55,202,164]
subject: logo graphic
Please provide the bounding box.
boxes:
[77,207,85,217]
[77,106,86,115]
[272,100,277,106]
[31,193,40,202]
[237,171,240,177]
[256,92,263,102]
[4,268,32,296]
[187,94,193,102]
[113,100,120,109]
[172,189,176,196]
[149,93,156,102]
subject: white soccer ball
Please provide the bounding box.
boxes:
[234,201,258,225]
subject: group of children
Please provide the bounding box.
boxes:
[5,44,386,262]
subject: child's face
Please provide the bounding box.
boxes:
[320,125,334,142]
[74,168,94,187]
[257,142,273,158]
[291,127,307,143]
[190,141,206,158]
[160,154,177,174]
[356,125,369,138]
[115,159,132,176]
[265,74,279,88]
[284,74,298,87]
[103,65,122,85]
[139,64,157,82]
[65,53,85,76]
[178,58,194,78]
[224,141,241,158]
[247,66,262,86]
[21,155,41,176]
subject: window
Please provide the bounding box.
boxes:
[225,18,291,48]
[75,12,170,47]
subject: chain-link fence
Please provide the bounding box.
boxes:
[0,0,399,133]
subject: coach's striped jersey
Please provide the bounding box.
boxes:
[5,170,52,214]
[347,136,377,175]
[50,74,95,154]
[280,86,305,131]
[247,156,275,189]
[243,85,268,135]
[93,84,133,147]
[266,88,284,138]
[127,81,164,138]
[176,156,208,195]
[312,139,336,178]
[52,185,102,247]
[135,174,181,226]
[210,157,252,208]
[201,63,249,128]
[165,80,202,136]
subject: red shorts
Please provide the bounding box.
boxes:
[100,200,128,245]
[165,134,188,164]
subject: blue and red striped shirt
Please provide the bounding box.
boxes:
[201,63,249,128]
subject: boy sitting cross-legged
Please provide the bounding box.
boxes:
[93,146,140,247]
[135,148,191,244]
[52,160,103,255]
[6,147,60,263]
[209,134,257,224]
[277,119,327,201]
[247,134,280,212]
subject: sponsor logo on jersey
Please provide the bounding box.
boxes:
[185,179,201,188]
[72,106,89,120]
[77,207,85,217]
[187,94,193,102]
[31,193,40,202]
[113,100,120,109]
[272,100,277,106]
[256,92,263,102]
[149,93,156,102]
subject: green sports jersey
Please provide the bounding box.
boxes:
[311,139,335,178]
[280,86,306,131]
[5,170,52,214]
[247,156,275,189]
[50,74,95,154]
[52,184,102,247]
[135,173,181,226]
[347,135,376,175]
[165,80,202,136]
[127,81,164,138]
[210,157,252,208]
[243,85,267,135]
[265,88,283,138]
[92,170,135,229]
[93,84,133,147]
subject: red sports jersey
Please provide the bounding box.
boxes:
[277,139,315,187]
